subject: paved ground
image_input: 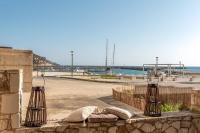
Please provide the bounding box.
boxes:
[22,73,200,121]
[22,77,140,121]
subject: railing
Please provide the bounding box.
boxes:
[113,85,194,111]
[191,90,200,112]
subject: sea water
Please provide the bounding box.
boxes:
[185,67,200,73]
[111,67,200,76]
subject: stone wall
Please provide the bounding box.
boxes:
[0,70,22,132]
[15,112,200,133]
[0,47,33,92]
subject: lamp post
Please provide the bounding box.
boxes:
[155,57,159,76]
[70,51,74,77]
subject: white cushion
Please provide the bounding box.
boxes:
[104,106,133,119]
[62,106,97,122]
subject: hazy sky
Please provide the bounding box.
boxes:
[0,0,200,66]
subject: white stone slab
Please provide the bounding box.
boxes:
[1,93,19,114]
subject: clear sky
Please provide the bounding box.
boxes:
[0,0,200,66]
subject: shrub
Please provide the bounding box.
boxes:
[161,103,181,112]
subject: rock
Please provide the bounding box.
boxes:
[0,120,8,131]
[133,122,143,128]
[131,129,141,133]
[189,126,198,133]
[126,124,134,132]
[183,116,192,121]
[165,127,176,133]
[56,126,67,132]
[141,123,155,133]
[40,127,56,132]
[1,93,19,114]
[181,121,191,128]
[88,123,100,127]
[1,131,14,133]
[162,123,170,131]
[79,128,96,133]
[192,119,200,131]
[101,122,114,127]
[11,113,20,129]
[172,121,180,129]
[108,126,117,133]
[64,128,78,133]
[155,121,162,129]
[117,126,128,133]
[116,120,125,126]
[178,128,188,133]
[0,115,9,119]
[97,127,107,131]
[93,131,104,133]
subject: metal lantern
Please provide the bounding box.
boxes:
[25,86,47,127]
[144,83,161,117]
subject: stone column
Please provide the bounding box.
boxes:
[0,69,23,132]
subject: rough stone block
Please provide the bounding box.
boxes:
[64,128,78,133]
[56,126,67,132]
[178,128,189,133]
[189,125,198,133]
[1,93,19,114]
[87,123,100,127]
[117,126,128,133]
[155,121,162,129]
[0,131,14,133]
[183,116,192,121]
[0,114,9,119]
[79,128,96,133]
[108,126,117,133]
[0,119,8,131]
[40,127,56,132]
[165,127,176,133]
[192,118,200,131]
[22,67,32,82]
[181,121,191,128]
[172,121,180,129]
[9,72,20,93]
[141,123,155,133]
[131,129,141,133]
[97,127,107,131]
[11,113,20,129]
[162,123,170,131]
[101,122,114,127]
[115,120,125,126]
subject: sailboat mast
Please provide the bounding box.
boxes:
[112,44,115,66]
[105,39,108,69]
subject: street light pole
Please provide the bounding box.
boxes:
[155,57,159,76]
[70,51,74,77]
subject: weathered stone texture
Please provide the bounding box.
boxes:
[12,114,200,133]
[1,93,19,114]
[0,70,21,133]
[0,48,33,92]
[141,123,155,133]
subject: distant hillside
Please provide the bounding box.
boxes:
[33,53,60,67]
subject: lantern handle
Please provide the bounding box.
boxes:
[41,74,45,86]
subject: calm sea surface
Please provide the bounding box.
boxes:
[111,67,200,76]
